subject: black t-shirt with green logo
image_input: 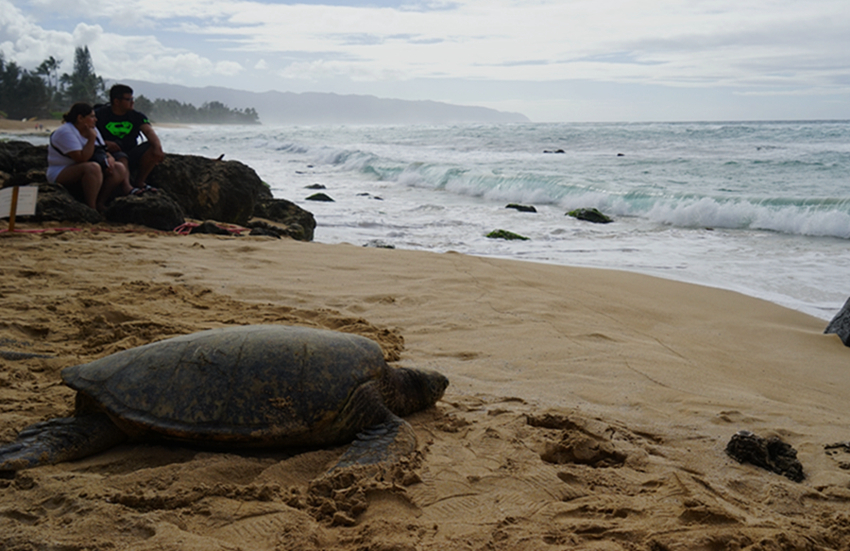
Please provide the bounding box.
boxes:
[95,106,150,152]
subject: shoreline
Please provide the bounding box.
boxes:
[0,118,59,135]
[2,229,849,548]
[0,118,186,136]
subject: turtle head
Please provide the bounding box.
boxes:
[387,367,449,417]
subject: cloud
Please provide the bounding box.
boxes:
[98,0,845,93]
[4,0,850,119]
[215,60,243,76]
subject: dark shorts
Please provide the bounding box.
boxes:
[113,141,152,170]
[128,141,152,170]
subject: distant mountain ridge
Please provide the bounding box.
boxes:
[116,80,529,125]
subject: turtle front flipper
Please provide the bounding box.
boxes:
[0,413,127,472]
[333,414,417,470]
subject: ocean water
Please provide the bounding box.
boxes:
[154,121,850,321]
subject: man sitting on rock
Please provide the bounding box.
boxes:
[96,84,165,192]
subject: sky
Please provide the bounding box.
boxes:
[2,0,850,122]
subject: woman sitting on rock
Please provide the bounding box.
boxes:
[47,103,133,213]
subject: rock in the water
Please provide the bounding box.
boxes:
[825,297,850,347]
[567,208,613,224]
[252,198,316,241]
[104,192,185,231]
[486,229,529,241]
[363,239,395,249]
[506,203,537,213]
[306,192,334,202]
[725,430,804,482]
[148,154,271,226]
[305,183,326,190]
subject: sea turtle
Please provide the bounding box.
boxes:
[0,325,448,472]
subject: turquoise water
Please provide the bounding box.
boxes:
[158,121,850,320]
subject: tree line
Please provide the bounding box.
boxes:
[0,47,259,125]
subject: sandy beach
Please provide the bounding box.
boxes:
[0,118,59,135]
[0,223,848,550]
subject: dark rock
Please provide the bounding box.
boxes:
[246,220,282,238]
[486,229,529,241]
[148,154,272,226]
[725,430,804,482]
[617,153,625,157]
[104,192,185,231]
[506,203,537,213]
[1,141,314,238]
[252,198,316,241]
[245,219,311,241]
[567,208,613,224]
[306,192,334,202]
[245,220,295,240]
[4,169,45,188]
[825,297,850,346]
[190,220,232,235]
[305,183,326,190]
[0,141,37,173]
[544,149,565,154]
[14,145,49,173]
[363,240,395,249]
[33,183,102,224]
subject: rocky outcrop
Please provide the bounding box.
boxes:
[147,154,272,226]
[825,297,850,346]
[252,198,316,241]
[32,182,103,224]
[0,141,314,240]
[104,193,185,232]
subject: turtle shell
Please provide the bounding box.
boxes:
[61,325,389,445]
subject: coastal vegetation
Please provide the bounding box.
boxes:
[0,47,258,124]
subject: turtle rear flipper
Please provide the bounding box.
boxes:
[333,414,417,470]
[0,414,127,472]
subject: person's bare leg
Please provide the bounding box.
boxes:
[56,162,103,210]
[134,147,165,187]
[97,163,130,211]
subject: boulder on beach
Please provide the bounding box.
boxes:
[0,141,315,240]
[32,182,103,225]
[825,297,850,347]
[104,192,186,232]
[147,154,271,226]
[252,198,317,241]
